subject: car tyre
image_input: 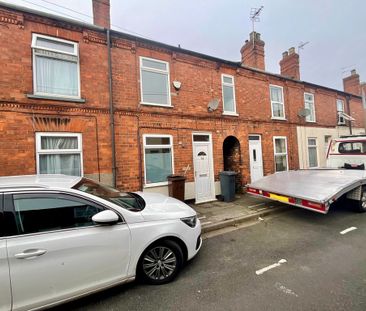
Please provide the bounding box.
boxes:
[357,187,366,213]
[138,240,183,285]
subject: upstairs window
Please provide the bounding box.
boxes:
[270,85,285,119]
[304,93,316,122]
[221,74,237,115]
[140,57,171,106]
[336,99,345,125]
[36,133,83,176]
[32,34,80,98]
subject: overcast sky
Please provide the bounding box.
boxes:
[2,0,365,90]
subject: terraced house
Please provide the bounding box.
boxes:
[0,0,364,203]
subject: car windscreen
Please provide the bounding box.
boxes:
[73,178,145,212]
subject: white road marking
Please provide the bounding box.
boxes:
[340,227,357,235]
[256,259,287,275]
[248,203,266,208]
[275,282,298,297]
[198,216,206,220]
[200,221,212,226]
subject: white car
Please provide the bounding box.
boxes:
[0,175,202,311]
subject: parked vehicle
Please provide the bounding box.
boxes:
[247,135,366,214]
[0,175,202,311]
[326,135,366,169]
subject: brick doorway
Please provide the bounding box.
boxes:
[223,136,242,193]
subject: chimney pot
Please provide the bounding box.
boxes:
[282,51,288,58]
[288,47,296,54]
[351,69,357,75]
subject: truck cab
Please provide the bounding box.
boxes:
[326,135,366,169]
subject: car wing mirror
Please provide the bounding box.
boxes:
[92,210,119,225]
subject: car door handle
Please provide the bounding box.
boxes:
[14,249,47,259]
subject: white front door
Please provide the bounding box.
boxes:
[6,192,130,311]
[249,135,264,182]
[193,134,215,203]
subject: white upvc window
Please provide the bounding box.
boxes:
[273,136,288,172]
[143,134,174,186]
[304,92,316,122]
[336,99,345,125]
[221,74,237,115]
[307,137,318,168]
[270,85,285,119]
[140,57,171,107]
[31,34,80,98]
[36,132,83,176]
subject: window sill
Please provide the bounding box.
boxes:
[305,120,317,123]
[222,112,239,117]
[27,94,86,103]
[143,182,169,189]
[271,117,287,121]
[140,102,173,108]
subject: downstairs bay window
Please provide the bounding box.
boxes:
[143,135,173,186]
[273,136,288,172]
[36,133,83,176]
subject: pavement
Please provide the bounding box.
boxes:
[189,193,289,233]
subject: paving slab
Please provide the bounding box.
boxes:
[189,194,289,233]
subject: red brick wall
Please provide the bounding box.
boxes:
[0,5,364,193]
[0,7,113,183]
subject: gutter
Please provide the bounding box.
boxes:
[107,29,117,187]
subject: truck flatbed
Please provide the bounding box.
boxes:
[247,169,366,214]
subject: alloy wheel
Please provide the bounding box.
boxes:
[142,246,177,281]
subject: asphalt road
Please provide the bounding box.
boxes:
[54,203,366,311]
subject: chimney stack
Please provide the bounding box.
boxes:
[279,47,300,80]
[240,32,265,70]
[92,0,110,28]
[343,69,361,95]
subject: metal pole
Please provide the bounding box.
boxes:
[107,29,117,187]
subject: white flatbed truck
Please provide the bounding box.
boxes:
[247,169,366,214]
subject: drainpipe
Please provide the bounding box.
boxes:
[346,95,353,135]
[107,29,117,187]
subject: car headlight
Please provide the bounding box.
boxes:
[180,215,197,228]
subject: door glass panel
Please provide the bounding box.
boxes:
[193,135,209,142]
[12,194,104,235]
[197,151,207,156]
[253,149,257,161]
[249,136,260,141]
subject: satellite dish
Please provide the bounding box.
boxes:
[298,108,311,117]
[208,99,220,112]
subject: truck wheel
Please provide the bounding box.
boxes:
[357,188,366,213]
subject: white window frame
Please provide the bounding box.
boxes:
[139,57,171,107]
[143,134,174,187]
[270,85,286,120]
[336,99,345,125]
[307,137,319,168]
[31,34,81,99]
[304,92,316,122]
[35,132,83,175]
[273,136,288,172]
[221,74,238,116]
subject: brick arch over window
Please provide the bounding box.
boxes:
[223,135,242,193]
